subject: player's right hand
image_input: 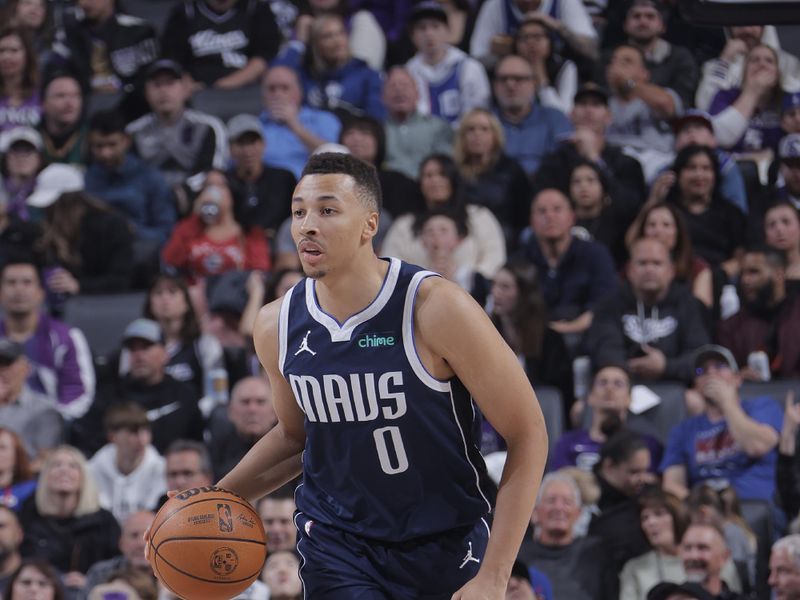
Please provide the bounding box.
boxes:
[144,490,179,562]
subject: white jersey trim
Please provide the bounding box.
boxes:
[401,270,450,393]
[450,387,492,513]
[305,257,401,342]
[277,283,296,376]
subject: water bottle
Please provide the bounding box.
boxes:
[719,284,740,320]
[747,351,771,382]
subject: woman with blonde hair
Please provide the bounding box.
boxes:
[19,446,120,590]
[454,108,531,245]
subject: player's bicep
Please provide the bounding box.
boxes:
[253,301,306,446]
[416,279,545,444]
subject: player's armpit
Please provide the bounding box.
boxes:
[414,277,547,449]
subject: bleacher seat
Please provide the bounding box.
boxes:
[62,292,147,364]
[123,0,177,36]
[740,500,774,600]
[534,385,563,463]
[740,379,800,406]
[191,85,263,122]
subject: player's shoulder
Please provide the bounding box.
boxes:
[254,295,290,340]
[414,275,484,324]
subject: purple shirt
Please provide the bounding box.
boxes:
[0,94,42,134]
[0,313,95,420]
[551,428,664,472]
[709,88,783,153]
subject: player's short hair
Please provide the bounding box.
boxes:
[164,439,213,477]
[301,152,382,212]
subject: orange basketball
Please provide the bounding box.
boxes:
[148,486,267,600]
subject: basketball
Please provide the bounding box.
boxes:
[148,486,267,600]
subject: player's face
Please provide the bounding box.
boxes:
[119,511,154,568]
[258,499,297,553]
[261,551,302,596]
[491,269,519,316]
[291,173,378,279]
[765,205,800,251]
[769,548,800,599]
[11,565,56,600]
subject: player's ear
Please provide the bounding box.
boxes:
[361,209,379,243]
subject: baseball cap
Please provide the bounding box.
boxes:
[227,114,264,141]
[408,1,448,26]
[574,83,609,105]
[0,126,43,153]
[26,164,84,208]
[122,318,163,346]
[693,344,739,374]
[783,90,800,112]
[145,59,184,81]
[0,338,24,363]
[672,109,714,134]
[647,582,715,600]
[779,134,800,161]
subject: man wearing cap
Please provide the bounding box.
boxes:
[647,581,718,600]
[660,344,783,502]
[0,127,45,221]
[505,559,553,600]
[493,55,573,175]
[161,0,280,90]
[772,134,800,209]
[0,258,95,420]
[717,245,800,380]
[533,83,646,221]
[259,65,341,179]
[72,319,203,456]
[225,113,295,236]
[598,0,697,108]
[696,26,800,112]
[382,66,454,181]
[38,72,88,167]
[88,402,166,523]
[768,534,800,600]
[405,2,490,125]
[127,60,228,190]
[0,338,63,459]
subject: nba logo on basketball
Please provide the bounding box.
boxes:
[217,504,233,533]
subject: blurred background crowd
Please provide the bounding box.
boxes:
[1,0,800,598]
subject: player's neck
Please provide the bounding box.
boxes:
[314,254,389,323]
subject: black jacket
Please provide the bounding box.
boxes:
[71,374,204,455]
[19,497,120,574]
[585,281,710,381]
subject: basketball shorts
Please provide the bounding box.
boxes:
[294,511,490,599]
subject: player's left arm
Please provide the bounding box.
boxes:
[415,278,548,599]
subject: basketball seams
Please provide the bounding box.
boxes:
[150,497,264,546]
[153,551,262,585]
[154,536,266,550]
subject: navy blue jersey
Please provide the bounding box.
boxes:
[279,257,491,542]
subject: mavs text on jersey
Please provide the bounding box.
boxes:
[279,257,492,542]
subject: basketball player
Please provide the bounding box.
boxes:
[217,153,548,599]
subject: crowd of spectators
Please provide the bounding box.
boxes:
[2,0,800,598]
